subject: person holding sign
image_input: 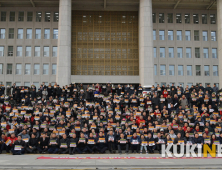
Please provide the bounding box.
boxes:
[76,133,89,154]
[173,133,185,153]
[106,130,116,153]
[96,132,108,153]
[69,134,78,155]
[58,134,69,154]
[147,133,156,153]
[192,133,204,152]
[87,133,99,153]
[117,133,128,154]
[130,133,141,153]
[11,135,25,155]
[140,135,148,154]
[48,133,59,154]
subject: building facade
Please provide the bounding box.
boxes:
[0,0,220,88]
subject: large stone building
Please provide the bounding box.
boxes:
[0,0,220,88]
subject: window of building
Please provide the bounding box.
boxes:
[202,14,207,24]
[159,13,164,23]
[210,14,216,24]
[161,82,166,86]
[34,46,40,57]
[24,82,30,86]
[186,47,191,58]
[159,30,165,40]
[34,64,40,75]
[177,47,183,58]
[33,82,39,89]
[45,12,51,22]
[53,29,58,39]
[7,64,12,74]
[27,12,33,22]
[203,48,209,58]
[10,12,15,21]
[52,64,57,75]
[212,48,217,58]
[160,47,165,58]
[0,29,5,39]
[18,12,24,21]
[152,13,156,23]
[187,65,192,76]
[52,46,57,57]
[178,83,184,87]
[1,12,6,21]
[153,30,156,40]
[25,64,31,75]
[202,31,208,41]
[185,30,191,41]
[53,12,59,22]
[194,30,199,41]
[43,46,49,57]
[36,12,42,22]
[153,47,157,58]
[8,46,13,56]
[43,64,49,75]
[185,14,190,23]
[160,65,166,75]
[25,46,31,57]
[35,28,41,39]
[16,46,22,57]
[168,47,174,58]
[15,82,21,86]
[193,14,199,24]
[204,65,210,76]
[16,64,22,75]
[168,30,173,40]
[187,83,193,88]
[213,65,218,76]
[167,13,173,23]
[195,48,200,58]
[178,65,183,76]
[17,29,23,39]
[211,31,216,41]
[177,30,182,40]
[0,64,3,74]
[196,65,201,76]
[8,28,14,39]
[0,46,4,57]
[176,13,181,23]
[44,29,50,39]
[154,64,157,75]
[26,28,32,39]
[169,65,175,76]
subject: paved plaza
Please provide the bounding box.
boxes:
[0,154,222,169]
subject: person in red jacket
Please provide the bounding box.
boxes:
[136,116,145,126]
[162,89,168,98]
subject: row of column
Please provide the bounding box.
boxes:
[56,0,154,87]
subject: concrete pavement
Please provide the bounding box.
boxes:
[0,154,222,169]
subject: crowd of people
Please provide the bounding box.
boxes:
[0,82,222,155]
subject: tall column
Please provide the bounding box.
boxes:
[218,1,222,88]
[139,0,154,86]
[56,0,71,86]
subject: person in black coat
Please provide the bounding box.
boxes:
[31,89,37,99]
[58,134,69,154]
[26,133,38,153]
[37,133,49,153]
[117,133,129,154]
[106,130,116,153]
[96,131,108,153]
[11,135,26,155]
[69,134,78,155]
